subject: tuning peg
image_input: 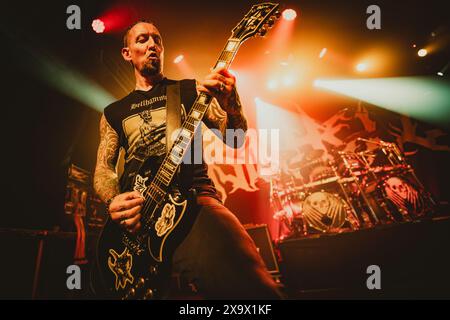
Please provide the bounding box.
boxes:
[267,18,275,27]
[259,29,268,37]
[274,10,282,19]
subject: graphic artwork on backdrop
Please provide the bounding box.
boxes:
[206,103,449,202]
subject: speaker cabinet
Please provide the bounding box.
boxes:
[244,224,279,275]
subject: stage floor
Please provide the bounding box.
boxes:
[277,216,450,299]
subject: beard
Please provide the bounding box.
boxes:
[141,58,162,77]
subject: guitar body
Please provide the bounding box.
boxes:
[93,158,199,299]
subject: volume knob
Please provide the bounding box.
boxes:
[144,289,154,300]
[136,277,145,288]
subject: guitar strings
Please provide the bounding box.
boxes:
[140,101,207,219]
[139,43,236,225]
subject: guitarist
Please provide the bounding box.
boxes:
[93,20,282,299]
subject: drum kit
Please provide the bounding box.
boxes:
[270,138,435,239]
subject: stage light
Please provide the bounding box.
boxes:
[267,79,278,90]
[356,63,368,72]
[173,54,184,64]
[36,53,114,111]
[92,19,105,33]
[255,98,301,148]
[282,9,297,21]
[418,48,428,57]
[319,48,327,59]
[282,74,296,86]
[314,77,450,125]
[437,62,449,78]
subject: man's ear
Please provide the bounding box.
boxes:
[121,47,132,62]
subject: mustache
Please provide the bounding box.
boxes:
[146,51,159,59]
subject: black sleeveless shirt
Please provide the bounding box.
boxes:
[103,78,219,200]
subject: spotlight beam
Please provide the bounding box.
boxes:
[314,77,450,125]
[3,27,115,112]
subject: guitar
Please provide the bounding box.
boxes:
[92,2,281,299]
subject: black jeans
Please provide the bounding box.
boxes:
[172,196,283,299]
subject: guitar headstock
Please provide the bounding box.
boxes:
[231,2,281,43]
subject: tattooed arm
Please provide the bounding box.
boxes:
[93,114,120,203]
[197,68,248,148]
[94,114,144,233]
[203,93,248,148]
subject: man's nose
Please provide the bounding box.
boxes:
[147,42,157,52]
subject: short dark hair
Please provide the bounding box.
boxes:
[123,20,155,48]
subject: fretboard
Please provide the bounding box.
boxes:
[142,38,241,204]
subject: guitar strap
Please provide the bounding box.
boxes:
[166,80,197,190]
[165,81,181,152]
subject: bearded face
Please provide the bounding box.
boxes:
[122,22,164,78]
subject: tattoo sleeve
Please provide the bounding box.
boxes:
[203,88,248,148]
[93,114,120,203]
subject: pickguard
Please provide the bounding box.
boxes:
[149,194,187,262]
[108,247,135,291]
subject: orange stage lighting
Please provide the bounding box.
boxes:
[356,62,368,72]
[266,8,298,57]
[173,54,184,64]
[319,48,327,59]
[173,54,194,78]
[418,48,428,57]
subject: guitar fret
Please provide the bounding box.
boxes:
[187,116,197,126]
[169,153,181,164]
[225,40,239,52]
[173,145,183,156]
[152,177,169,191]
[185,122,195,133]
[166,158,177,168]
[219,50,234,62]
[160,167,172,179]
[164,161,176,171]
[216,61,227,69]
[180,128,192,139]
[198,94,211,105]
[193,102,207,111]
[191,110,201,120]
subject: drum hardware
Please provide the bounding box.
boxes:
[335,151,380,225]
[270,139,435,239]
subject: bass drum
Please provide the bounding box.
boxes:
[301,191,351,233]
[377,175,427,221]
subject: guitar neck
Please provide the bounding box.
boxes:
[143,38,242,203]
